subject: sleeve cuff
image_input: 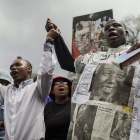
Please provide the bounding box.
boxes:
[44,43,54,52]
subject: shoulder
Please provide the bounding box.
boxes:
[44,100,54,110]
[64,99,71,109]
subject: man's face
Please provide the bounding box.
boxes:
[0,79,9,86]
[104,20,126,48]
[10,59,31,84]
[93,64,127,100]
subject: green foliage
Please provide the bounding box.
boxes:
[31,73,37,82]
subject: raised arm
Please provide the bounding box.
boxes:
[36,27,60,101]
[45,18,76,73]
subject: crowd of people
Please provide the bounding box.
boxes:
[0,17,140,140]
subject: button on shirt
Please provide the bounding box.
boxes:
[0,43,56,140]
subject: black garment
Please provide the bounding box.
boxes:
[52,24,75,73]
[44,100,71,140]
[54,36,75,73]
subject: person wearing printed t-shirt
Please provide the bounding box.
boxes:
[0,69,11,140]
[0,26,60,140]
[44,76,72,140]
[46,18,140,140]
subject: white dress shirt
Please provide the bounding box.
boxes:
[0,43,56,140]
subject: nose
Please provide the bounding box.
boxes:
[10,65,16,75]
[107,74,117,84]
[11,65,16,71]
[59,83,64,86]
[108,25,115,32]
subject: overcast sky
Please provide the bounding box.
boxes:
[0,0,140,78]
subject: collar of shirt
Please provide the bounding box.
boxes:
[106,45,130,58]
[107,44,131,54]
[13,79,33,89]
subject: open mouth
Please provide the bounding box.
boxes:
[12,71,18,78]
[59,88,64,91]
[59,88,65,93]
[108,32,118,40]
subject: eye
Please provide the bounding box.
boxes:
[54,82,60,85]
[117,74,124,78]
[104,26,109,31]
[104,71,110,76]
[63,82,68,85]
[16,63,21,66]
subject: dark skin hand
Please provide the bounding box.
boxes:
[45,18,54,32]
[45,18,61,40]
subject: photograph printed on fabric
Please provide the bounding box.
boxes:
[110,111,131,140]
[71,101,132,140]
[89,63,136,108]
[72,104,98,140]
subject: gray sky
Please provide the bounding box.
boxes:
[0,0,140,78]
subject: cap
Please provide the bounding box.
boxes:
[0,69,11,84]
[49,76,72,100]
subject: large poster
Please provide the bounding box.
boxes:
[72,9,113,59]
[68,64,137,140]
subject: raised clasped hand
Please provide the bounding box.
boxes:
[46,18,61,39]
[45,18,54,32]
[47,27,61,39]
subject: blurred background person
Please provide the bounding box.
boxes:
[0,69,11,140]
[44,76,72,140]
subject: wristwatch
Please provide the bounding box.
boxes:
[46,38,54,45]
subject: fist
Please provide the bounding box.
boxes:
[47,27,61,39]
[45,18,54,32]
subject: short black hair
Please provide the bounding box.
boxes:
[17,56,32,75]
[106,19,127,31]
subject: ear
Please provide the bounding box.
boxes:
[27,67,32,74]
[125,30,129,36]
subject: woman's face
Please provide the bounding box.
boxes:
[52,79,69,100]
